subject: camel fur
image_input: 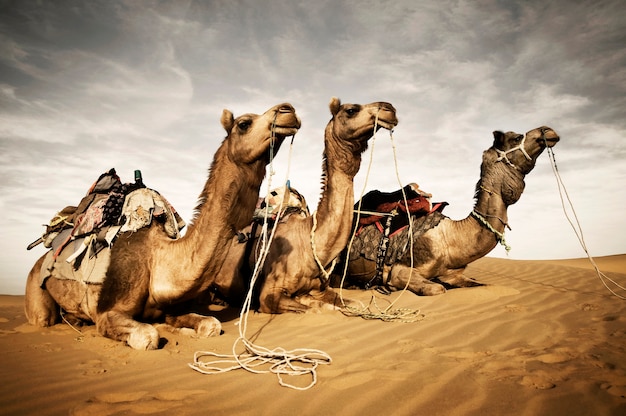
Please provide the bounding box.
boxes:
[342,126,560,296]
[24,103,301,350]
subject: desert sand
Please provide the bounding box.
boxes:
[1,255,625,415]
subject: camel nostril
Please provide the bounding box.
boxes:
[278,104,294,113]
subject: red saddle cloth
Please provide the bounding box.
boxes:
[355,183,446,233]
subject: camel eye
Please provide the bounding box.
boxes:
[345,107,357,116]
[237,120,251,131]
[514,135,523,142]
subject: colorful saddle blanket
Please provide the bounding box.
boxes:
[349,210,447,265]
[349,183,448,266]
[34,168,185,286]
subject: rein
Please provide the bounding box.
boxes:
[337,109,423,323]
[191,112,333,391]
[545,134,626,300]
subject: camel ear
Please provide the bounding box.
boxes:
[329,97,341,116]
[221,109,235,133]
[492,130,505,147]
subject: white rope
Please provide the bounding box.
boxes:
[471,209,512,253]
[310,211,337,283]
[190,121,332,390]
[546,146,626,300]
[338,113,423,322]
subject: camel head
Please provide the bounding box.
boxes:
[491,126,560,175]
[478,126,560,206]
[220,103,301,164]
[325,97,398,155]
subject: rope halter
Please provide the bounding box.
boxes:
[494,133,531,171]
[471,209,511,253]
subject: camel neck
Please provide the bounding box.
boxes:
[459,161,525,259]
[191,156,265,236]
[472,185,509,236]
[175,148,266,282]
[311,133,364,264]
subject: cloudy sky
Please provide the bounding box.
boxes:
[1,0,624,294]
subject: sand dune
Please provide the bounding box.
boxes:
[1,255,625,415]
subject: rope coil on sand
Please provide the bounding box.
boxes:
[190,117,332,390]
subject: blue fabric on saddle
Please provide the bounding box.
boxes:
[33,168,185,287]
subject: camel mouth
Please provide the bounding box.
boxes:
[375,118,398,130]
[537,131,560,148]
[542,136,561,147]
[271,125,300,137]
[375,104,398,130]
[271,112,302,137]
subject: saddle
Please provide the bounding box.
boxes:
[350,183,448,292]
[355,183,446,235]
[30,168,185,286]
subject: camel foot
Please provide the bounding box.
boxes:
[259,292,309,314]
[439,276,485,288]
[163,312,223,337]
[294,289,349,313]
[416,282,446,296]
[127,324,160,350]
[60,313,88,328]
[296,296,325,311]
[196,317,222,338]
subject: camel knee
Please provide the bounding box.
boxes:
[25,308,59,327]
[24,287,59,326]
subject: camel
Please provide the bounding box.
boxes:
[213,98,398,313]
[342,126,560,296]
[24,103,301,350]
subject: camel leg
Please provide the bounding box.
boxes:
[165,313,222,337]
[95,260,161,350]
[389,264,446,296]
[95,310,160,350]
[296,287,352,311]
[24,254,60,326]
[436,267,484,288]
[260,289,310,314]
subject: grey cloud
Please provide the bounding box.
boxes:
[1,0,624,294]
